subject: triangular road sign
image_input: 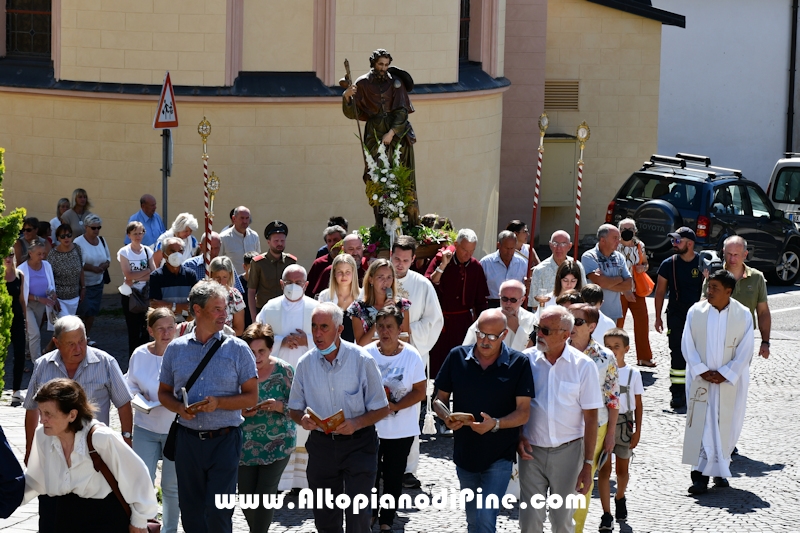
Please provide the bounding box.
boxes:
[153,71,179,129]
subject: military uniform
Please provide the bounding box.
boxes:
[249,251,297,308]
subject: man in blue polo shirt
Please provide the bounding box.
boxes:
[435,308,534,533]
[124,194,165,247]
[150,237,198,318]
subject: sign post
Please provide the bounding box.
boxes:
[153,71,179,223]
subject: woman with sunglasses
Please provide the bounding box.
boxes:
[47,224,85,321]
[18,241,58,362]
[75,214,111,339]
[14,217,51,265]
[5,252,27,405]
[50,198,70,241]
[60,188,92,238]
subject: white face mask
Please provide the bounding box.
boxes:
[167,252,183,268]
[283,282,304,301]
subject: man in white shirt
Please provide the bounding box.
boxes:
[519,306,602,533]
[219,206,261,274]
[480,230,528,307]
[464,280,536,352]
[391,236,444,489]
[255,264,319,490]
[530,231,588,303]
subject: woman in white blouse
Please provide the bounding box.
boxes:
[126,307,179,533]
[24,378,157,533]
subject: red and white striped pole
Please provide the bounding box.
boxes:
[198,117,212,270]
[526,113,548,296]
[573,122,590,261]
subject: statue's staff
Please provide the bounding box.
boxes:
[340,59,367,169]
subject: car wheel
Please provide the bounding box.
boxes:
[771,245,800,285]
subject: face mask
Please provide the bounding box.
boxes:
[283,283,304,301]
[319,341,338,356]
[167,252,183,268]
[620,229,634,241]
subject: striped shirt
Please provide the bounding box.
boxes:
[479,251,528,299]
[23,348,133,425]
[288,340,388,423]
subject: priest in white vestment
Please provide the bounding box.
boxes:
[681,269,753,493]
[464,280,536,352]
[392,238,444,487]
[255,264,319,491]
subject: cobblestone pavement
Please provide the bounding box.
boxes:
[2,290,800,532]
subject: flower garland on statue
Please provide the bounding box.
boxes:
[363,141,415,249]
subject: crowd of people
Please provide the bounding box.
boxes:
[0,190,772,533]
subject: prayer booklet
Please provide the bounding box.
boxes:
[433,399,475,423]
[306,407,346,434]
[245,400,273,413]
[181,387,210,415]
[131,394,161,414]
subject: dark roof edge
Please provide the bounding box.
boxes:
[586,0,686,28]
[0,60,509,98]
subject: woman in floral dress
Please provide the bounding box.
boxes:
[349,259,411,346]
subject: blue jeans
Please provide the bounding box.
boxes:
[456,458,512,533]
[132,425,179,533]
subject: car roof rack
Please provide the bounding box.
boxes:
[642,154,743,180]
[784,152,800,158]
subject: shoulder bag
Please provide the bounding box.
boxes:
[99,236,112,285]
[162,335,225,461]
[87,424,161,533]
[632,241,655,297]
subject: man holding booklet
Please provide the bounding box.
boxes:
[434,308,534,533]
[288,302,390,533]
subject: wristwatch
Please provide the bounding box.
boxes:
[584,459,593,466]
[491,418,500,433]
[121,431,132,439]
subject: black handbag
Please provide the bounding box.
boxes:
[100,236,112,284]
[163,336,225,461]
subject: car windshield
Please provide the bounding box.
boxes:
[773,167,800,205]
[620,173,702,210]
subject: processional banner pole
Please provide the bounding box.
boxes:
[526,113,549,287]
[573,122,591,261]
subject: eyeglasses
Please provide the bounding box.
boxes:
[58,233,73,239]
[500,296,519,303]
[130,232,145,236]
[23,228,36,233]
[550,241,571,248]
[88,226,102,231]
[533,325,566,336]
[573,317,587,326]
[476,330,504,341]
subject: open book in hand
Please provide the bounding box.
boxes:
[181,387,210,415]
[131,394,161,414]
[245,400,272,413]
[433,398,475,424]
[306,407,345,434]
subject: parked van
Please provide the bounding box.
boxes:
[767,154,800,226]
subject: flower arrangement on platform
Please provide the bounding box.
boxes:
[364,141,415,223]
[358,222,456,259]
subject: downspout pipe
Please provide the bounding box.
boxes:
[787,0,798,153]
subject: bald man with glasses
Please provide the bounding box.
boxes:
[463,280,537,352]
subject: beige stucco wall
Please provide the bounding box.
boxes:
[335,0,460,85]
[242,0,314,72]
[541,0,661,241]
[60,0,228,86]
[0,90,504,287]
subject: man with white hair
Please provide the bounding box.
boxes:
[519,306,602,533]
[530,230,588,303]
[219,206,260,274]
[151,237,199,320]
[289,303,389,533]
[23,316,134,463]
[425,228,489,379]
[703,235,771,359]
[256,264,319,490]
[464,280,537,352]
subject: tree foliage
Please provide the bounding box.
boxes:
[0,148,26,390]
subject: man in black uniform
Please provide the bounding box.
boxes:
[653,227,705,410]
[247,221,297,322]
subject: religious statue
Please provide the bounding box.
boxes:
[342,49,420,229]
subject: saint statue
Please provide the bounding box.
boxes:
[342,49,420,228]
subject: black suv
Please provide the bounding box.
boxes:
[605,153,800,285]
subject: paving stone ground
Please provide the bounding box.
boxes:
[2,291,799,532]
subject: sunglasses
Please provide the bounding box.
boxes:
[533,325,565,336]
[573,317,587,326]
[476,330,504,341]
[58,233,73,239]
[88,226,102,231]
[500,296,519,303]
[23,227,36,233]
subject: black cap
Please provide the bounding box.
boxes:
[264,220,288,239]
[668,226,696,242]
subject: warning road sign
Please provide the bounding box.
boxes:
[153,71,178,129]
